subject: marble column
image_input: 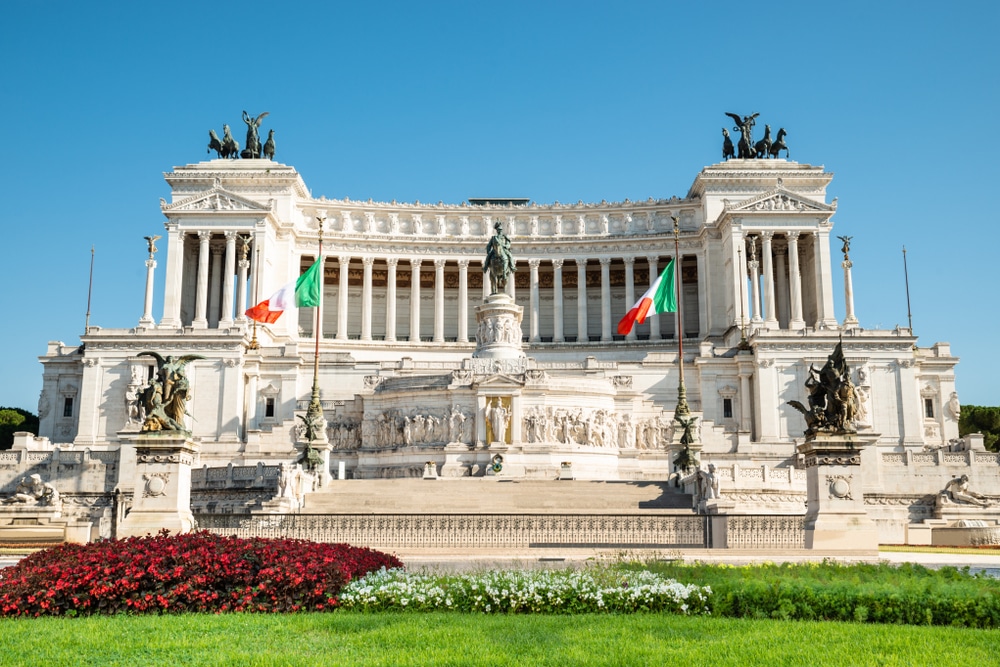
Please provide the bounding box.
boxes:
[220,231,238,327]
[696,251,709,338]
[482,260,490,300]
[761,231,777,329]
[160,226,184,327]
[599,257,612,342]
[337,255,350,341]
[457,259,469,343]
[528,259,541,342]
[623,257,636,342]
[814,230,839,329]
[552,259,564,343]
[362,257,374,341]
[433,259,446,343]
[193,231,211,329]
[576,258,588,343]
[236,254,249,323]
[385,258,398,342]
[775,247,789,329]
[507,261,516,301]
[647,255,661,341]
[842,257,858,327]
[748,236,762,324]
[208,244,223,328]
[738,368,752,434]
[787,232,805,330]
[410,259,422,342]
[140,257,156,326]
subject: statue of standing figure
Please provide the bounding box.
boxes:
[484,220,516,295]
[241,111,270,159]
[486,398,510,444]
[725,112,759,159]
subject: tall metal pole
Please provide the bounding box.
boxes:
[672,216,689,418]
[84,245,95,333]
[902,245,913,331]
[247,244,261,351]
[304,213,327,447]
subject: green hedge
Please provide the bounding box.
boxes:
[630,560,1000,628]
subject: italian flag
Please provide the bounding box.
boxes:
[617,259,677,335]
[245,258,323,324]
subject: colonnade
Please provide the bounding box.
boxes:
[159,228,252,329]
[301,254,702,344]
[741,230,837,331]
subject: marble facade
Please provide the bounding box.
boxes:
[24,156,993,543]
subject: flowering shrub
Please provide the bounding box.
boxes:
[339,567,711,614]
[0,531,401,617]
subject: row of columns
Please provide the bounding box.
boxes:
[312,254,687,344]
[743,230,836,331]
[158,229,252,330]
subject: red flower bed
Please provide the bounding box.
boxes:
[0,531,402,617]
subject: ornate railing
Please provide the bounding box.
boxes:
[725,515,806,549]
[195,513,710,549]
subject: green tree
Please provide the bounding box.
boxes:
[0,407,39,450]
[959,405,1000,452]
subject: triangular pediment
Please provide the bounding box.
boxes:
[728,187,834,214]
[162,186,271,213]
[473,373,526,389]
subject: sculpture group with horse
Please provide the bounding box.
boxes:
[207,111,275,160]
[722,112,788,160]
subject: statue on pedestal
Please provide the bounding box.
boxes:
[787,341,859,438]
[241,110,269,159]
[137,352,203,433]
[484,220,516,294]
[725,112,759,159]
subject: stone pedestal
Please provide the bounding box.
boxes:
[473,293,524,360]
[797,433,879,551]
[440,442,475,478]
[295,441,332,487]
[117,434,198,538]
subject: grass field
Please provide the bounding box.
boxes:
[1,611,999,667]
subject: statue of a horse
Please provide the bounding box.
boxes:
[722,128,735,160]
[769,128,789,159]
[754,125,772,159]
[484,220,515,294]
[262,129,276,160]
[221,124,239,159]
[207,129,224,158]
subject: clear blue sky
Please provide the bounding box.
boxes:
[1,1,997,412]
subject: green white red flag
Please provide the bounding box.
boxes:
[245,258,322,323]
[617,259,677,335]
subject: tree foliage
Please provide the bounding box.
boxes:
[959,405,1000,452]
[0,407,38,451]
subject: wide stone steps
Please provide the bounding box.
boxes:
[301,478,694,514]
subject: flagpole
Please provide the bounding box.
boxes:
[902,245,913,332]
[247,243,261,351]
[84,245,95,334]
[304,213,327,446]
[672,216,689,419]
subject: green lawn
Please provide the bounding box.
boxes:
[1,612,998,667]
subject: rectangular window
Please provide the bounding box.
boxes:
[63,396,74,418]
[924,398,934,419]
[723,398,733,419]
[265,397,275,418]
